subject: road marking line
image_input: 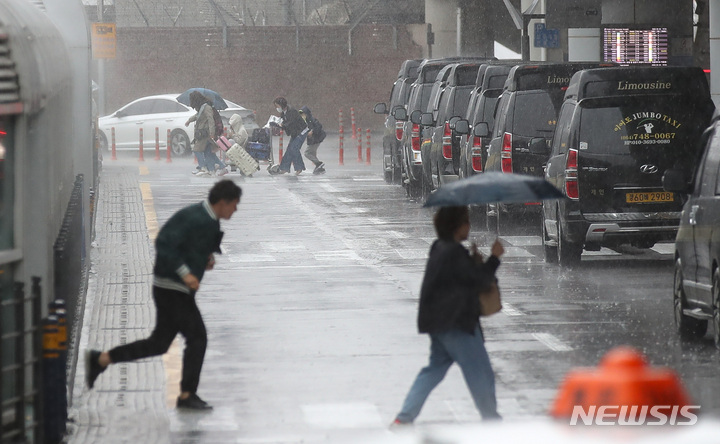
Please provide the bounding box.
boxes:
[501,302,523,316]
[320,183,340,192]
[139,165,150,175]
[395,249,428,260]
[302,402,382,428]
[387,230,409,239]
[228,254,276,262]
[313,250,361,261]
[532,332,573,351]
[352,177,384,181]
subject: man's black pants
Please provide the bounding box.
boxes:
[108,286,207,393]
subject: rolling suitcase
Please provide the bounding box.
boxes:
[226,143,259,176]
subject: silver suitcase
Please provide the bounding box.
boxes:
[226,144,259,176]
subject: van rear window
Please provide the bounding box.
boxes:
[511,90,564,137]
[578,98,706,158]
[422,66,443,83]
[456,66,479,86]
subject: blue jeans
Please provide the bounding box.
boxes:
[279,133,307,172]
[396,326,500,422]
[204,145,225,171]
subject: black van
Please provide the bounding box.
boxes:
[374,59,423,183]
[664,115,720,347]
[484,63,614,230]
[458,63,515,179]
[423,61,483,189]
[542,66,715,265]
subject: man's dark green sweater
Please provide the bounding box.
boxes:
[153,201,223,294]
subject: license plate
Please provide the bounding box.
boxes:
[625,191,674,203]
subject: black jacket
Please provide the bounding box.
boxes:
[417,240,500,334]
[281,106,307,138]
[300,106,326,145]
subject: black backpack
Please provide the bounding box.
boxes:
[211,107,224,138]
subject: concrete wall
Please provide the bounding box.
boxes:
[101,24,422,132]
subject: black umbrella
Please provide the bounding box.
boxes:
[176,88,228,110]
[423,172,565,208]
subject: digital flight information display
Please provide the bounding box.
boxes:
[602,27,669,66]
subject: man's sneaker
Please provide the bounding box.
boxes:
[177,393,213,410]
[85,350,106,389]
[313,167,326,175]
[216,168,228,177]
[312,162,325,173]
[295,169,304,176]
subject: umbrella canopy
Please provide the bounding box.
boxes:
[176,88,228,110]
[423,172,565,208]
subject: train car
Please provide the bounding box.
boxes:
[0,0,94,442]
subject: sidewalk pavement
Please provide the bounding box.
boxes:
[68,162,173,444]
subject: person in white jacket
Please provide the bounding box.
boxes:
[228,114,248,149]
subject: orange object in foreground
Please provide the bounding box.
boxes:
[550,346,694,422]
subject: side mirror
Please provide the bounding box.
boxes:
[454,119,470,135]
[373,102,388,114]
[393,106,408,121]
[421,112,434,126]
[448,116,461,128]
[662,168,692,193]
[528,137,550,155]
[473,122,489,137]
[115,110,127,118]
[410,110,423,124]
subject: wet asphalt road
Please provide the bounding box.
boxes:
[100,139,720,442]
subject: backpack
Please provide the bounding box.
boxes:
[308,118,326,144]
[211,107,224,138]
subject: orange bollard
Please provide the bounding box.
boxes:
[339,125,344,166]
[365,129,371,165]
[550,346,696,425]
[138,128,145,162]
[357,127,363,162]
[166,129,172,163]
[278,133,284,163]
[351,107,356,139]
[154,127,161,160]
[111,127,117,160]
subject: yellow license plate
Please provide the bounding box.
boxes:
[625,191,674,203]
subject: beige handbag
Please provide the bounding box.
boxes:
[479,281,502,316]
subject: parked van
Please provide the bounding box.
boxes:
[374,58,423,183]
[543,66,715,265]
[484,62,614,231]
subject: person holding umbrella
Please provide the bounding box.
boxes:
[392,205,504,426]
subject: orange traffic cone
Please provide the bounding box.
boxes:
[550,346,696,425]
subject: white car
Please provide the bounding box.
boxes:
[98,94,259,157]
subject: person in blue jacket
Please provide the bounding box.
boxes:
[85,179,242,410]
[392,205,504,425]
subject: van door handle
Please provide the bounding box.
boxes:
[689,205,699,225]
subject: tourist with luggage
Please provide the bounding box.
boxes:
[271,96,307,175]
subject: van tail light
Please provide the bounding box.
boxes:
[501,132,513,173]
[395,121,404,141]
[471,135,483,172]
[565,148,579,200]
[411,123,421,152]
[442,122,453,160]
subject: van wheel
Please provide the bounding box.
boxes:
[674,260,708,338]
[557,220,581,266]
[712,269,720,349]
[542,217,558,264]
